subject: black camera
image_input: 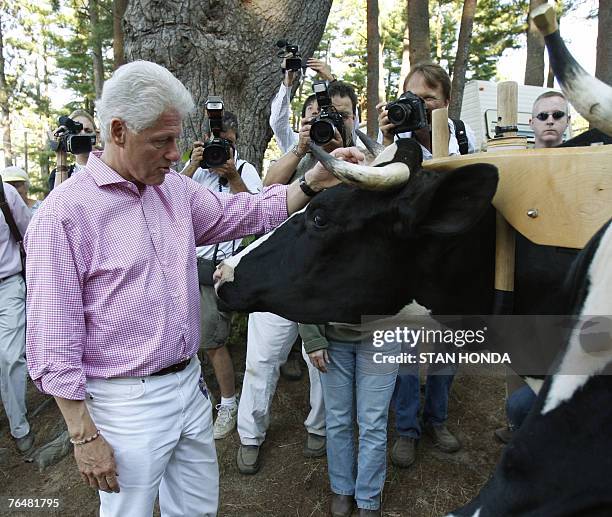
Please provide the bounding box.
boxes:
[276,39,305,72]
[50,116,95,155]
[309,81,345,146]
[202,96,232,169]
[386,91,428,134]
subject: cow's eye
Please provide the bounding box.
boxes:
[313,213,327,228]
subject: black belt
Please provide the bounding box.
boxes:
[0,273,18,283]
[151,357,192,376]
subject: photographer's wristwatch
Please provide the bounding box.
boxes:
[299,176,321,197]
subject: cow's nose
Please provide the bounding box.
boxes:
[213,262,235,293]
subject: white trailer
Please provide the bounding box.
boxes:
[459,80,572,151]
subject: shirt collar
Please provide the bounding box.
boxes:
[87,151,136,188]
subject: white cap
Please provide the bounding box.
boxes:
[2,166,29,183]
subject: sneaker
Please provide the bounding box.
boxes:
[303,433,326,458]
[391,436,416,468]
[280,356,303,381]
[425,423,461,453]
[494,426,514,444]
[213,403,238,440]
[14,430,35,453]
[237,444,261,475]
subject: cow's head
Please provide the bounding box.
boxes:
[217,138,499,323]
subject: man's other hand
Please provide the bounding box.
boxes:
[305,146,365,191]
[74,434,120,493]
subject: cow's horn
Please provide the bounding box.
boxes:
[532,4,612,136]
[309,142,411,191]
[355,128,385,157]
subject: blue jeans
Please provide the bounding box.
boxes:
[394,367,456,439]
[506,385,536,430]
[320,339,399,510]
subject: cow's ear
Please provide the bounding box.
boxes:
[418,163,499,235]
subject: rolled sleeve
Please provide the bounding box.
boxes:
[24,212,88,400]
[299,324,329,354]
[270,83,299,154]
[187,178,289,246]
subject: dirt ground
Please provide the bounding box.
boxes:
[0,316,507,517]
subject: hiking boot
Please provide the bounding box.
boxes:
[425,423,461,453]
[303,433,326,458]
[280,356,303,381]
[15,430,35,453]
[213,403,238,440]
[391,436,416,468]
[237,444,260,475]
[494,426,514,444]
[330,493,354,517]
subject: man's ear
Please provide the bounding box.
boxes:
[418,163,499,235]
[110,118,126,146]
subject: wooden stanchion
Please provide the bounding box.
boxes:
[431,107,449,158]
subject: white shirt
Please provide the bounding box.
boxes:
[0,182,31,278]
[377,119,477,160]
[190,157,263,260]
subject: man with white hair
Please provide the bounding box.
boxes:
[24,60,350,517]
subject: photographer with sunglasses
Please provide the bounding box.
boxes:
[530,91,570,148]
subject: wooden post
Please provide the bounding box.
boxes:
[497,81,519,137]
[431,107,449,158]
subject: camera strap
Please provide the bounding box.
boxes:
[0,176,25,246]
[451,119,469,155]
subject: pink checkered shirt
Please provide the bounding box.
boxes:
[25,152,288,400]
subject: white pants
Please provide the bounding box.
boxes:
[86,357,218,517]
[238,312,325,446]
[0,274,29,439]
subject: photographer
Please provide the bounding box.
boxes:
[269,55,336,154]
[48,109,98,192]
[377,62,476,160]
[265,80,358,187]
[182,110,262,441]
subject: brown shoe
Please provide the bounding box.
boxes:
[330,493,354,517]
[494,426,514,444]
[391,436,416,468]
[425,423,461,453]
[303,433,326,458]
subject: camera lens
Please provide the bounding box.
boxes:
[387,103,412,126]
[203,142,229,168]
[310,119,335,145]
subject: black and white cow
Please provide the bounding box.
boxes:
[448,220,612,517]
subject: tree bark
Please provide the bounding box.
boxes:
[0,14,13,167]
[124,0,332,171]
[524,0,546,86]
[596,0,612,85]
[407,0,431,68]
[113,0,128,70]
[89,0,105,99]
[398,0,410,96]
[367,0,380,137]
[449,0,477,120]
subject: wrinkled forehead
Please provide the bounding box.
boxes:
[533,95,568,115]
[331,95,354,116]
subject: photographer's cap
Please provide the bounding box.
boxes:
[2,166,29,183]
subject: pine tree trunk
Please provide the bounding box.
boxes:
[449,0,477,120]
[89,0,105,99]
[0,16,13,167]
[524,0,546,86]
[596,0,612,85]
[367,0,380,137]
[407,0,431,68]
[124,0,332,171]
[398,0,410,96]
[113,0,128,70]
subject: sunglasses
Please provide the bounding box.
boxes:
[535,111,566,121]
